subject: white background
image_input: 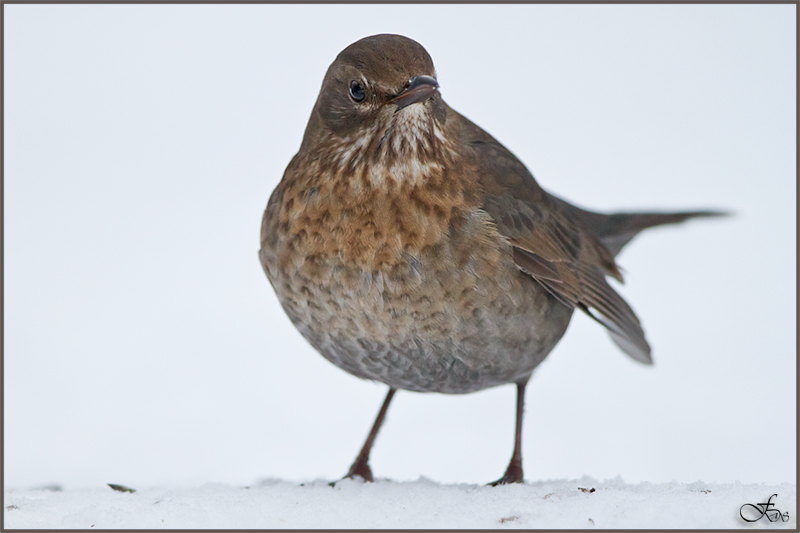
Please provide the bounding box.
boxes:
[5,4,795,489]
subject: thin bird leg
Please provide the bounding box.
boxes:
[342,387,396,483]
[489,380,528,486]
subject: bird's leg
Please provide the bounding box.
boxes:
[489,380,528,486]
[338,387,396,484]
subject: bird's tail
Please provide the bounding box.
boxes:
[548,194,729,257]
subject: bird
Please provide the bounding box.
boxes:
[259,34,723,485]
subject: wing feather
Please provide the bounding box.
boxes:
[457,106,652,364]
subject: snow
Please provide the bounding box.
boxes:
[4,477,795,529]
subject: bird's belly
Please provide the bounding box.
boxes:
[263,230,573,394]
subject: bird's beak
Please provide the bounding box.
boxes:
[387,75,439,110]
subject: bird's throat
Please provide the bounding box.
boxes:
[326,106,453,193]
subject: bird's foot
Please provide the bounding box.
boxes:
[345,458,374,482]
[488,461,524,486]
[329,459,374,487]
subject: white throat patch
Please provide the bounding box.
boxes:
[331,104,451,190]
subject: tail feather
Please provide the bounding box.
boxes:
[592,210,728,256]
[548,194,729,257]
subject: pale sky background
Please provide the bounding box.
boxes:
[4,4,796,489]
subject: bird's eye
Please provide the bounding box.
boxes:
[349,80,366,102]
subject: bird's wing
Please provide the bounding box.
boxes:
[454,110,652,364]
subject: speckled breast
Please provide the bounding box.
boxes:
[260,173,573,394]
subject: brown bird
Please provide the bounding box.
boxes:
[259,34,722,485]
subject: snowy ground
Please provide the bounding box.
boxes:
[4,477,795,529]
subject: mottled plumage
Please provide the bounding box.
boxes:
[259,34,722,484]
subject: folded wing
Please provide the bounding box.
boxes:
[456,110,652,363]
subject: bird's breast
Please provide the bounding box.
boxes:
[258,151,571,393]
[273,156,474,270]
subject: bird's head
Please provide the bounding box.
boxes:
[302,34,448,167]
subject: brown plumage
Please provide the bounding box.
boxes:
[259,34,724,485]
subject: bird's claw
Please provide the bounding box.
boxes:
[488,462,524,486]
[329,460,374,487]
